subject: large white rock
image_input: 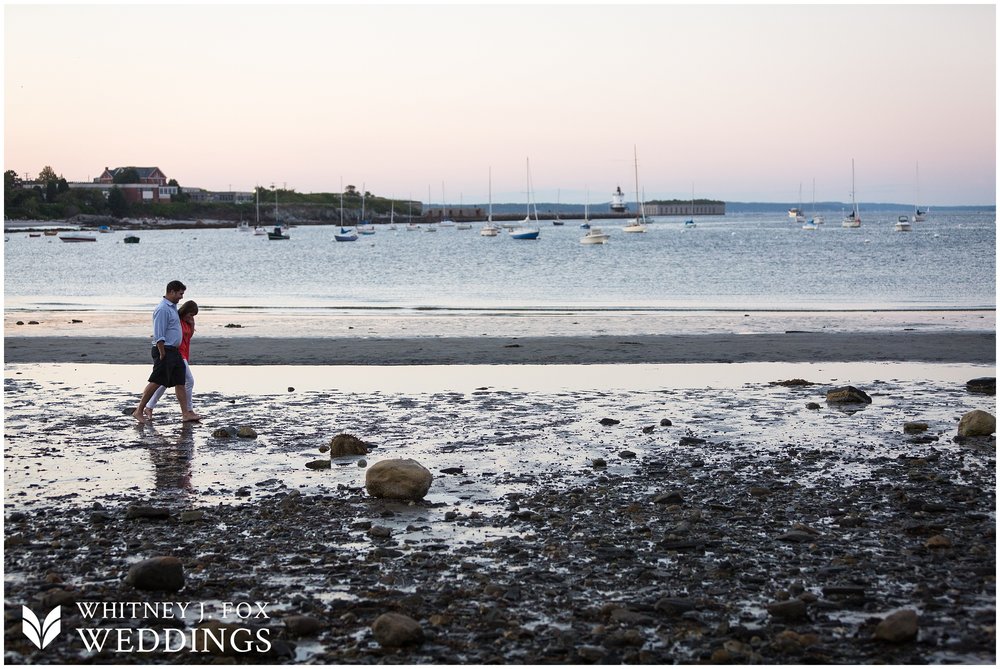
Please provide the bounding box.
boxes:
[365,458,432,501]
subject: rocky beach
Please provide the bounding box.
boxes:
[3,314,996,665]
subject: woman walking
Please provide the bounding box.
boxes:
[145,300,201,421]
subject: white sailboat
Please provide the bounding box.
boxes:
[684,184,698,228]
[841,159,861,228]
[580,189,592,229]
[481,167,500,236]
[622,146,648,233]
[510,158,541,240]
[793,184,806,223]
[803,178,821,229]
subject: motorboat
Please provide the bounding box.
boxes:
[580,227,610,245]
[357,224,376,235]
[267,226,290,240]
[334,227,358,242]
[59,232,97,242]
[895,215,912,232]
[124,235,140,244]
[480,225,500,237]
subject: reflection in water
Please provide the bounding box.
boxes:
[136,422,195,500]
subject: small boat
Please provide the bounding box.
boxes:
[424,224,438,232]
[842,159,862,228]
[406,223,421,231]
[253,226,267,235]
[802,219,818,231]
[124,235,140,244]
[59,233,97,242]
[622,147,648,233]
[237,221,250,232]
[43,230,58,236]
[98,225,113,233]
[456,223,472,230]
[480,168,501,236]
[580,190,592,229]
[552,219,565,226]
[29,233,41,238]
[267,226,290,240]
[683,219,697,229]
[357,224,376,235]
[580,226,609,245]
[511,158,541,240]
[895,215,912,232]
[334,227,358,242]
[788,207,803,219]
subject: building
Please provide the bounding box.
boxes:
[642,200,726,216]
[91,166,174,203]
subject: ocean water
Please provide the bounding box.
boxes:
[3,211,995,314]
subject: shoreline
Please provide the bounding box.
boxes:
[4,330,995,365]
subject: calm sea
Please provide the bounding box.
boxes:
[3,211,995,314]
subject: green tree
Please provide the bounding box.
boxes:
[113,167,140,184]
[37,165,59,183]
[108,186,128,218]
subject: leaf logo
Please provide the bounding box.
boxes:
[22,605,61,649]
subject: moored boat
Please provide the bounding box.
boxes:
[580,226,610,245]
[895,215,912,232]
[59,232,97,242]
[124,235,140,244]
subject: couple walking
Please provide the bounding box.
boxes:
[132,280,202,422]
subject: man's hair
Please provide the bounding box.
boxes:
[166,280,186,293]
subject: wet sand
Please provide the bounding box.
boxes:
[4,331,996,365]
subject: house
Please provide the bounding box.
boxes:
[94,166,168,186]
[91,166,174,203]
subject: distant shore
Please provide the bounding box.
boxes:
[4,331,994,365]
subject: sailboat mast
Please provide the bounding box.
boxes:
[488,166,493,223]
[633,145,641,220]
[339,177,344,228]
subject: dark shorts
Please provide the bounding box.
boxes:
[148,346,186,387]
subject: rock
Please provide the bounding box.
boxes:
[125,556,184,591]
[368,525,392,539]
[642,425,655,434]
[874,609,918,643]
[957,410,995,437]
[826,385,872,404]
[365,459,433,501]
[371,612,424,647]
[619,450,637,459]
[592,458,607,469]
[966,377,996,395]
[772,378,816,386]
[679,436,706,445]
[806,402,821,410]
[305,459,331,470]
[440,467,464,475]
[179,510,205,523]
[287,387,295,392]
[654,490,684,505]
[211,427,232,438]
[903,422,929,434]
[126,505,170,520]
[925,534,952,549]
[766,599,808,621]
[283,615,323,638]
[660,418,672,426]
[329,433,369,457]
[236,426,258,439]
[599,418,620,426]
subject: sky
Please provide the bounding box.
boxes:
[3,3,996,206]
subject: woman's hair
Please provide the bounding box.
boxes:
[178,301,199,317]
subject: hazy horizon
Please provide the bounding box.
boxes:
[5,4,996,207]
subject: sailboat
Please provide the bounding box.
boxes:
[793,184,806,224]
[803,178,821,229]
[580,189,592,229]
[357,185,375,235]
[684,185,698,228]
[267,189,290,239]
[841,159,861,228]
[252,187,267,234]
[553,189,565,225]
[510,158,541,240]
[622,146,648,232]
[481,167,500,236]
[334,178,358,241]
[913,162,928,222]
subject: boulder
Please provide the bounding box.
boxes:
[903,422,929,434]
[874,609,918,643]
[125,556,184,592]
[371,612,424,647]
[365,459,432,501]
[957,410,995,437]
[236,426,258,439]
[329,433,369,457]
[966,377,996,395]
[825,386,872,404]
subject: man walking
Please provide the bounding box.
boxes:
[132,280,201,422]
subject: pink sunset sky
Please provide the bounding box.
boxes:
[4,3,996,206]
